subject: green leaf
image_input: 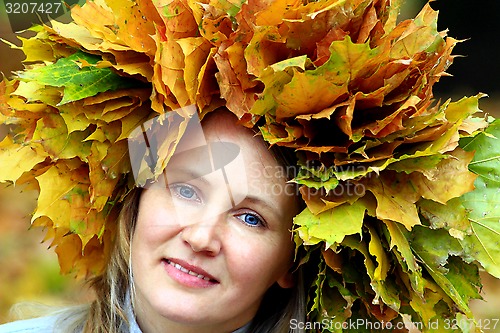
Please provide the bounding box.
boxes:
[18,51,137,105]
[383,220,425,296]
[294,199,366,248]
[294,162,339,191]
[320,273,353,332]
[410,226,478,316]
[411,227,463,273]
[310,260,326,315]
[418,198,470,235]
[445,257,482,305]
[460,119,500,278]
[387,154,447,175]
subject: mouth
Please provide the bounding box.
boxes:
[164,259,219,284]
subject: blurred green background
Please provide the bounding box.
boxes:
[1,0,500,328]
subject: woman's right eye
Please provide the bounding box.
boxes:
[169,184,201,203]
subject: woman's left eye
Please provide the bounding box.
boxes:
[236,213,265,227]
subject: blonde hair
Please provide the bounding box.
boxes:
[80,189,141,333]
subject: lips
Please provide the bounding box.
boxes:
[163,258,219,285]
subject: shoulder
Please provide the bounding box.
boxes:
[0,316,61,333]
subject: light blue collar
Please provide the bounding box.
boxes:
[123,295,142,333]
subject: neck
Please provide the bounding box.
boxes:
[132,298,252,333]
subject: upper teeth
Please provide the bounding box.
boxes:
[168,260,210,281]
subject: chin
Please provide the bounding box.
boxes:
[150,295,213,323]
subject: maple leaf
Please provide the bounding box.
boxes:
[32,165,88,231]
[460,119,500,278]
[32,112,93,160]
[418,198,470,235]
[365,171,421,229]
[294,199,367,248]
[410,227,481,317]
[18,51,138,105]
[0,138,47,182]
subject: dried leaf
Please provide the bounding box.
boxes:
[0,138,47,182]
[365,172,421,229]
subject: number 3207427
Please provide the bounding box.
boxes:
[444,318,499,331]
[5,2,63,14]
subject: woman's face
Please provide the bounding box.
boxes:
[131,111,299,333]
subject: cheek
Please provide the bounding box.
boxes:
[132,205,180,257]
[225,235,293,287]
[131,209,181,290]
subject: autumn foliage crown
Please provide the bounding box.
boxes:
[1,0,500,330]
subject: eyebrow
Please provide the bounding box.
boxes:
[245,195,277,209]
[243,195,281,221]
[162,168,211,187]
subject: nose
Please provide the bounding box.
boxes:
[180,213,223,256]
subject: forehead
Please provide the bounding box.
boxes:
[169,112,295,201]
[174,111,281,172]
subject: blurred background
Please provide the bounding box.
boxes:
[1,0,499,328]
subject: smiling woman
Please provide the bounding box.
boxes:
[128,111,305,333]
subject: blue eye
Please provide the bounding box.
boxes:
[237,213,264,227]
[179,186,194,198]
[170,184,201,202]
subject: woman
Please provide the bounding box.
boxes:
[0,110,306,332]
